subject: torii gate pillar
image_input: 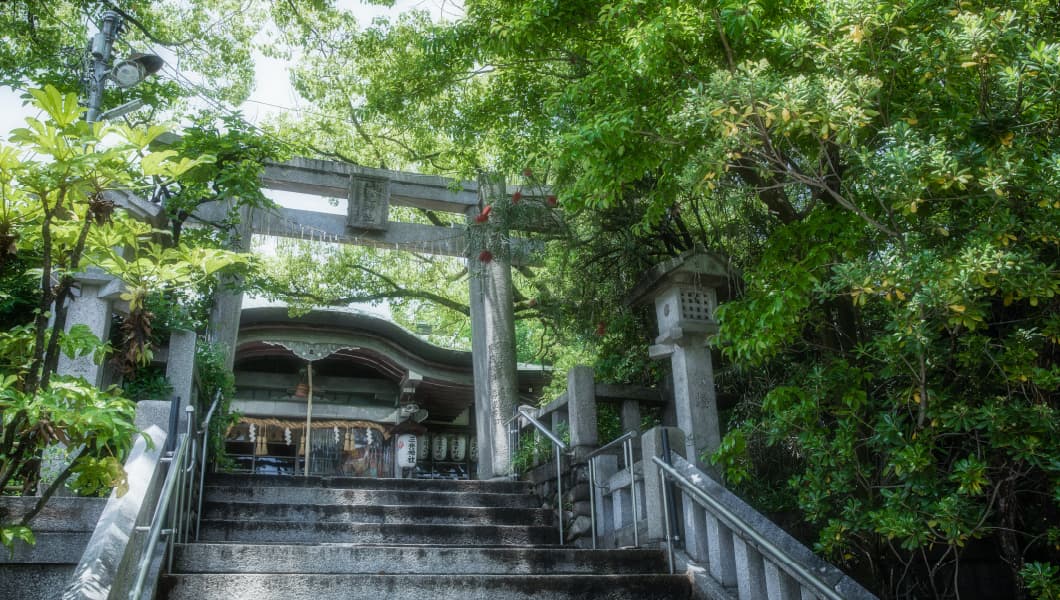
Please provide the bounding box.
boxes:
[468,175,519,479]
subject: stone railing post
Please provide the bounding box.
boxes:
[566,366,597,461]
[619,399,641,435]
[591,454,618,545]
[640,426,684,545]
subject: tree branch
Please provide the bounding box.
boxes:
[284,289,470,316]
[101,1,195,46]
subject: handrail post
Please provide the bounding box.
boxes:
[555,444,564,545]
[659,466,674,574]
[586,430,640,549]
[588,456,597,549]
[660,432,680,544]
[196,391,221,541]
[626,437,639,547]
[514,406,569,546]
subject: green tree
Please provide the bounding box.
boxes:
[260,2,1059,597]
[0,86,248,549]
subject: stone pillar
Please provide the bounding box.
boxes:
[56,273,121,387]
[44,273,122,494]
[207,203,251,371]
[660,334,721,471]
[467,174,521,480]
[566,366,598,461]
[481,180,519,479]
[165,329,197,430]
[467,240,494,479]
[208,287,243,371]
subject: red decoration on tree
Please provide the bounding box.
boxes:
[511,190,522,204]
[522,168,533,178]
[478,250,494,263]
[595,321,607,336]
[546,194,558,207]
[475,205,492,223]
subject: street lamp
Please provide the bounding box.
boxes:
[111,53,165,88]
[85,11,164,123]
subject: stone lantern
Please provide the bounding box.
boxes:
[628,250,734,472]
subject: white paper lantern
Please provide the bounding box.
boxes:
[431,434,448,461]
[416,434,429,460]
[449,434,467,461]
[395,433,417,468]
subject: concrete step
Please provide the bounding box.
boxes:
[198,520,559,546]
[172,543,668,575]
[204,485,537,508]
[202,501,553,526]
[161,573,692,600]
[206,473,531,495]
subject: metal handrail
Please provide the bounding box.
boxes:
[129,406,195,600]
[195,390,222,541]
[586,430,637,459]
[516,406,568,451]
[652,455,845,600]
[511,405,568,544]
[587,430,640,549]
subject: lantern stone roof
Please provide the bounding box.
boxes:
[626,247,737,307]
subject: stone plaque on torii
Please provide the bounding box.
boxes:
[193,157,556,479]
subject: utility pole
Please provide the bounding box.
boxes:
[86,10,123,123]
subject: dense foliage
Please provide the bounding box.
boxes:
[255,1,1060,598]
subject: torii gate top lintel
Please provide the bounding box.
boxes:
[196,157,546,265]
[261,157,481,215]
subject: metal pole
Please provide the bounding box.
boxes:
[184,457,195,543]
[303,361,313,477]
[183,412,195,544]
[196,396,218,541]
[659,467,674,574]
[660,432,680,543]
[196,427,209,541]
[86,11,122,123]
[589,456,597,549]
[166,467,177,574]
[555,444,564,545]
[627,439,639,547]
[508,418,516,477]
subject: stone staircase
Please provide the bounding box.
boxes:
[160,474,691,600]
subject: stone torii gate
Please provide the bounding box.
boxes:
[198,158,549,480]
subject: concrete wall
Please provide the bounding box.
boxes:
[0,497,107,600]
